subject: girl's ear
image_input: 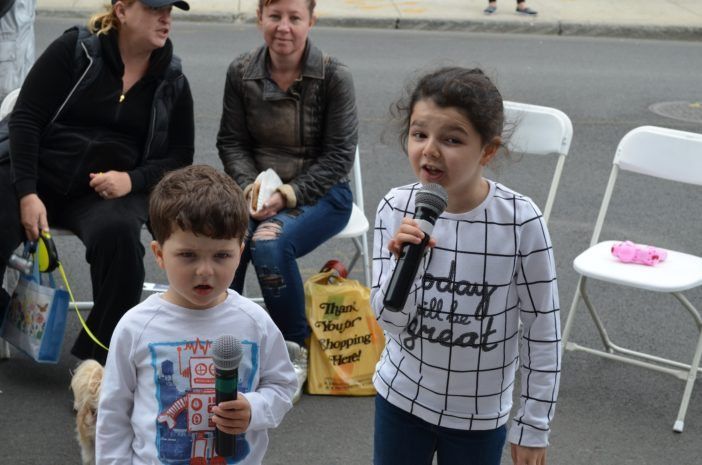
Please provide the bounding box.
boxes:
[480,137,501,166]
[256,8,262,25]
[310,14,317,27]
[151,241,165,269]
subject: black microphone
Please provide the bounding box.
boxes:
[383,183,448,312]
[212,335,243,458]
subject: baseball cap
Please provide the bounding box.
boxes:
[112,0,191,11]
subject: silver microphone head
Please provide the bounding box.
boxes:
[212,335,243,371]
[416,183,448,217]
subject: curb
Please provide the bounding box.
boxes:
[317,16,702,41]
[36,9,702,42]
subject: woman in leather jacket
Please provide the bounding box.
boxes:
[0,0,194,364]
[217,0,358,395]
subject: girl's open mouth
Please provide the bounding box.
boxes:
[423,165,443,180]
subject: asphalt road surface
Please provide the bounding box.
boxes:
[1,16,701,465]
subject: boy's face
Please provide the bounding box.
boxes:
[151,228,243,310]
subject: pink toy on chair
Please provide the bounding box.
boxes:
[611,240,668,266]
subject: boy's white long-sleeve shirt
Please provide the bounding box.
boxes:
[96,291,297,465]
[371,181,561,447]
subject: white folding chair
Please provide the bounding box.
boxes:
[1,89,20,359]
[0,88,20,120]
[561,126,702,432]
[333,146,370,286]
[502,100,573,224]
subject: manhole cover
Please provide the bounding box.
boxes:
[649,101,702,124]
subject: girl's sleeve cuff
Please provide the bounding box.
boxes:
[508,422,550,448]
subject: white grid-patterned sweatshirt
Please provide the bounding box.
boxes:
[371,180,561,447]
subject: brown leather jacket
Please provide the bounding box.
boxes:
[217,40,358,208]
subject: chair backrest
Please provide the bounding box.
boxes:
[0,88,20,120]
[614,126,702,186]
[589,125,702,246]
[502,101,574,224]
[504,101,573,157]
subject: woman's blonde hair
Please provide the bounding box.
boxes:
[88,0,137,35]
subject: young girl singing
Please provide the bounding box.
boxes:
[371,67,561,465]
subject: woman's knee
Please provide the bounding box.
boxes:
[249,219,293,259]
[84,216,144,259]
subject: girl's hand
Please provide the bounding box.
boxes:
[387,217,437,258]
[89,171,132,199]
[511,443,547,465]
[19,193,48,241]
[211,392,252,435]
[250,191,286,221]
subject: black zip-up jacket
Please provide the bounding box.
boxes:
[7,26,194,198]
[217,40,358,208]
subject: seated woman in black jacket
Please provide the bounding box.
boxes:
[0,0,194,364]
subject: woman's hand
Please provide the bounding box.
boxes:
[89,171,132,199]
[387,217,437,258]
[511,444,547,465]
[211,392,252,435]
[19,194,48,241]
[250,191,286,221]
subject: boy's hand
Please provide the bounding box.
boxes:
[212,392,252,435]
[511,443,547,465]
[387,217,436,258]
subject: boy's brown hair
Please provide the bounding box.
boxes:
[149,165,249,244]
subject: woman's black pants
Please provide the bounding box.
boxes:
[0,163,147,365]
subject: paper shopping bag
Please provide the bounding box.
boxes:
[305,270,384,396]
[0,261,69,363]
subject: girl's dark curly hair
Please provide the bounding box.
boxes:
[394,67,504,152]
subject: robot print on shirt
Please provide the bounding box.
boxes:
[149,338,258,465]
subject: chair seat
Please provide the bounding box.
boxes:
[573,240,702,293]
[334,203,369,239]
[49,228,74,237]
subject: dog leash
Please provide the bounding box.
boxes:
[37,231,109,351]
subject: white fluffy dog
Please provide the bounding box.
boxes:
[70,359,104,465]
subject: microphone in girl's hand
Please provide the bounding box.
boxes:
[383,183,448,312]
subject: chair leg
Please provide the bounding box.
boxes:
[578,277,616,352]
[672,293,702,433]
[361,232,371,288]
[563,276,614,351]
[0,339,10,359]
[347,238,362,276]
[565,279,702,432]
[562,276,583,347]
[673,328,702,433]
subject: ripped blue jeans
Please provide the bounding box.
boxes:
[231,182,353,345]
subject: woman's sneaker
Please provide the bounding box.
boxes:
[285,341,308,404]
